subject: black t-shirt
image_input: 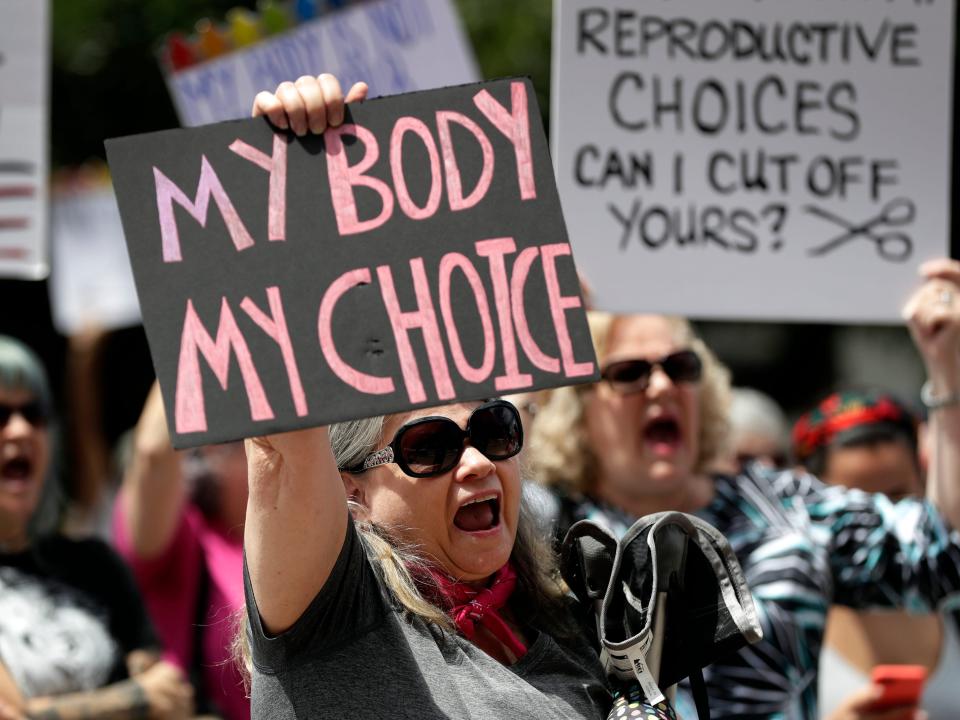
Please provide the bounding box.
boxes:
[0,534,158,697]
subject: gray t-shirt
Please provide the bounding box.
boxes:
[245,518,611,719]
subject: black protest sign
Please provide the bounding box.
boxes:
[106,78,597,448]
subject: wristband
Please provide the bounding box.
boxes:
[920,380,960,410]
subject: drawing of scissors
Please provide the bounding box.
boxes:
[805,197,915,263]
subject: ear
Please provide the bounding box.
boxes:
[340,472,369,520]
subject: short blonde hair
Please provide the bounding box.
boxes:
[529,312,731,496]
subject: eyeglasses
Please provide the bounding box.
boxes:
[0,401,47,429]
[600,350,703,394]
[346,400,523,478]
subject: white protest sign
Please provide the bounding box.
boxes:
[552,0,955,323]
[49,170,141,335]
[167,0,479,127]
[0,0,48,279]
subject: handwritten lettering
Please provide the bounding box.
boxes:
[171,237,594,428]
[175,298,274,434]
[154,158,254,263]
[108,78,596,447]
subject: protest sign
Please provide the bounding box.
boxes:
[166,0,479,127]
[106,78,597,449]
[552,0,956,323]
[0,0,48,279]
[49,166,141,335]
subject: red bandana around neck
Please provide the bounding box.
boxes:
[427,562,528,660]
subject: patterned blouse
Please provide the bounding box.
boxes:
[552,466,960,720]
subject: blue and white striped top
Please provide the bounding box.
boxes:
[553,465,960,720]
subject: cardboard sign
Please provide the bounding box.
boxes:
[0,0,49,279]
[167,0,479,127]
[106,79,597,448]
[49,168,141,335]
[552,0,955,323]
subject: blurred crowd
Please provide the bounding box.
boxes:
[3,257,959,719]
[1,70,960,720]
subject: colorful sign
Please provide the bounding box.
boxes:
[166,0,479,127]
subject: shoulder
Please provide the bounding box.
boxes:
[36,534,142,592]
[37,533,122,565]
[245,515,391,672]
[712,465,833,506]
[545,487,636,540]
[703,467,833,537]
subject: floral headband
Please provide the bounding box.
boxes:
[791,391,917,464]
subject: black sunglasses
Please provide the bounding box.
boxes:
[0,401,47,429]
[601,349,703,394]
[346,400,523,478]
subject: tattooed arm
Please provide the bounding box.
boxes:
[23,679,151,720]
[0,659,192,720]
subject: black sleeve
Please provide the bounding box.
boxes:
[244,514,388,673]
[95,543,160,655]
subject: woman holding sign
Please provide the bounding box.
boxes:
[529,261,960,720]
[236,76,674,720]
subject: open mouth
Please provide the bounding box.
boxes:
[453,494,501,533]
[643,417,682,450]
[1,455,33,483]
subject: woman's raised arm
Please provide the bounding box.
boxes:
[120,382,187,559]
[244,74,368,635]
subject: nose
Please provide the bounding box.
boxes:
[646,364,677,399]
[2,410,35,440]
[453,445,497,483]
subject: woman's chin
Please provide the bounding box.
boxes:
[0,499,37,539]
[644,458,694,488]
[444,538,513,582]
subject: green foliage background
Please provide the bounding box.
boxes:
[50,0,552,166]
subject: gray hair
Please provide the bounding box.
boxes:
[235,408,572,681]
[0,335,60,537]
[728,387,789,454]
[0,336,53,414]
[329,416,386,471]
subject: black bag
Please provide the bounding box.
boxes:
[561,512,763,720]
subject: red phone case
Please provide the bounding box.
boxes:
[870,665,927,710]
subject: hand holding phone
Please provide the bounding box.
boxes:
[870,665,927,711]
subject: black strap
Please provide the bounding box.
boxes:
[689,666,710,720]
[668,572,711,720]
[189,544,213,715]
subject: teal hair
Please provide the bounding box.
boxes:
[0,335,60,537]
[0,336,52,413]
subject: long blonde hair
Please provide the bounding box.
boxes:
[235,410,572,681]
[529,312,732,496]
